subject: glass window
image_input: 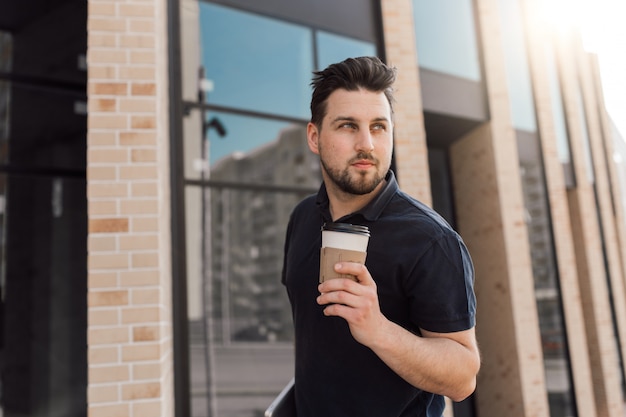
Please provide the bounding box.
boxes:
[0,32,10,144]
[199,3,314,119]
[2,174,87,417]
[545,42,576,188]
[182,109,322,186]
[205,111,298,167]
[412,0,481,81]
[517,130,577,417]
[181,2,376,417]
[614,128,626,226]
[497,0,537,132]
[0,31,10,72]
[575,86,595,183]
[0,79,9,146]
[546,44,570,164]
[5,84,86,171]
[183,109,319,417]
[316,31,377,71]
[185,183,304,416]
[180,3,378,415]
[0,4,87,417]
[0,174,4,310]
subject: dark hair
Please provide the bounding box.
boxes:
[310,56,397,128]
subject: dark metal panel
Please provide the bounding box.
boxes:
[0,0,77,32]
[420,68,488,122]
[206,0,378,41]
[423,112,483,149]
[167,0,192,415]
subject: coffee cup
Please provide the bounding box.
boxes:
[319,222,370,282]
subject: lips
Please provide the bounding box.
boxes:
[352,159,375,169]
[351,154,378,168]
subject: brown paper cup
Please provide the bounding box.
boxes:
[319,247,367,283]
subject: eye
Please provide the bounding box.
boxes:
[339,122,357,130]
[371,123,387,131]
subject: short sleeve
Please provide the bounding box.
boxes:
[405,233,476,333]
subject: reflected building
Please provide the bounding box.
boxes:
[208,125,320,344]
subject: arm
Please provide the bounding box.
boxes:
[317,261,480,402]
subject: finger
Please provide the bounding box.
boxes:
[317,288,359,307]
[335,262,374,285]
[322,302,356,319]
[318,276,358,294]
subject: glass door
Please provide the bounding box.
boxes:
[0,1,88,414]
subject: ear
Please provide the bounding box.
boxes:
[306,122,320,155]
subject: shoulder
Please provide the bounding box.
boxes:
[286,193,319,239]
[384,189,457,241]
[289,194,317,220]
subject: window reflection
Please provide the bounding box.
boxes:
[0,173,5,335]
[316,31,376,70]
[184,113,320,416]
[206,121,320,344]
[545,42,576,188]
[497,0,537,132]
[183,3,377,415]
[6,84,86,171]
[412,0,481,81]
[209,186,303,344]
[186,183,305,416]
[517,131,576,417]
[575,87,595,183]
[0,32,10,146]
[2,175,87,417]
[199,3,313,119]
[0,80,8,146]
[207,112,303,168]
[615,130,626,235]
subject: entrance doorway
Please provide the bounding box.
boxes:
[0,0,87,415]
[425,111,482,417]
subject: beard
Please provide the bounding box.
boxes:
[320,151,388,195]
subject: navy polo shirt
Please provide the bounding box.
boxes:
[282,170,476,417]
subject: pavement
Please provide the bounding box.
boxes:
[190,342,294,417]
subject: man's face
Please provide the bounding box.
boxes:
[307,88,393,196]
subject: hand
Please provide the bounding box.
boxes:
[317,262,387,346]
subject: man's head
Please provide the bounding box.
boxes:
[310,56,397,129]
[306,57,396,198]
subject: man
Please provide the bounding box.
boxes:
[282,56,480,416]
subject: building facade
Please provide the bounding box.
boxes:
[0,0,625,416]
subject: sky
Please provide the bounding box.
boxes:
[577,0,626,140]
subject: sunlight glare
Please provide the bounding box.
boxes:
[539,0,626,139]
[579,0,626,138]
[578,0,613,53]
[539,0,584,35]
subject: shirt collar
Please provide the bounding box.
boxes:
[316,170,398,222]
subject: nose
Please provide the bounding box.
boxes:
[354,130,374,153]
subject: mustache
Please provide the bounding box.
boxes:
[349,152,378,165]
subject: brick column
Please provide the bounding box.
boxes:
[86,0,174,416]
[380,0,431,205]
[453,0,550,415]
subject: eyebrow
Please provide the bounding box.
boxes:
[330,116,390,124]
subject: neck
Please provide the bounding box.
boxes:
[325,179,385,221]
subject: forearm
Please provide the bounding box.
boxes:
[367,320,480,401]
